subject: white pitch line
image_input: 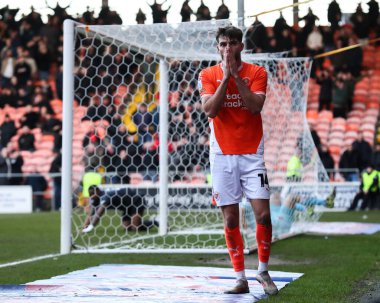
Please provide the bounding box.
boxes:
[0,254,61,269]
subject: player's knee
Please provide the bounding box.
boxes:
[256,212,271,226]
[224,214,239,229]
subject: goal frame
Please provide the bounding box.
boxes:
[61,19,339,255]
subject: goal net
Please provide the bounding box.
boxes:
[62,20,332,254]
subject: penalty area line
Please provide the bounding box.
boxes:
[0,253,61,269]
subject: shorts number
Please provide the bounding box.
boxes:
[258,173,269,187]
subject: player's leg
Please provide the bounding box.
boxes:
[212,154,248,294]
[221,203,249,294]
[303,187,336,208]
[240,154,278,295]
[250,198,278,295]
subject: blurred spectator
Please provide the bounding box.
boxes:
[13,54,32,88]
[45,2,71,24]
[332,77,349,118]
[196,0,211,21]
[319,144,335,179]
[133,103,153,143]
[0,147,10,185]
[316,69,333,111]
[215,0,230,20]
[136,8,147,24]
[141,133,160,181]
[22,49,37,79]
[20,105,41,129]
[49,152,62,210]
[18,126,35,151]
[0,48,15,88]
[340,71,355,111]
[82,125,103,148]
[367,0,379,28]
[82,95,108,122]
[140,55,157,103]
[307,26,324,76]
[293,25,308,57]
[24,6,43,33]
[41,112,61,134]
[276,28,293,52]
[327,0,342,31]
[15,86,32,108]
[320,26,335,52]
[24,165,48,211]
[39,16,60,55]
[273,12,291,41]
[35,39,51,80]
[19,20,35,48]
[0,114,16,148]
[348,165,378,211]
[245,17,269,53]
[180,1,193,22]
[115,149,139,182]
[149,0,171,24]
[350,4,370,42]
[344,37,363,78]
[371,144,380,170]
[339,144,360,181]
[5,142,23,185]
[353,133,373,172]
[0,88,16,107]
[310,124,322,152]
[82,6,95,24]
[98,5,111,24]
[300,7,319,36]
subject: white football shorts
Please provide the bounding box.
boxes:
[210,153,270,206]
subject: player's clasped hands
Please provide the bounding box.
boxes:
[223,48,238,79]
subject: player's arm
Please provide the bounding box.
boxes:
[201,78,229,118]
[82,205,106,233]
[229,52,266,115]
[233,76,265,115]
[201,48,230,118]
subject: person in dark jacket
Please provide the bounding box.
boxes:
[0,147,10,185]
[24,165,48,211]
[49,153,61,210]
[319,144,335,179]
[353,133,373,172]
[339,144,361,181]
[0,114,16,148]
[18,126,35,151]
[327,0,342,31]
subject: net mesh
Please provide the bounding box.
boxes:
[68,20,332,252]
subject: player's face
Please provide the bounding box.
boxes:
[217,36,243,60]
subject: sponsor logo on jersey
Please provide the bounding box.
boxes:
[223,94,247,108]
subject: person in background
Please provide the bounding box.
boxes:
[348,165,379,210]
[82,183,158,233]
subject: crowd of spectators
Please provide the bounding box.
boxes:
[0,1,379,210]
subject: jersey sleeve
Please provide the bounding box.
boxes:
[250,66,267,95]
[198,68,216,96]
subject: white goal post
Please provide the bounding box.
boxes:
[61,19,343,255]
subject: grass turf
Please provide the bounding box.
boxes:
[0,210,379,303]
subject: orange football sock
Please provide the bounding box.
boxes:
[224,226,245,272]
[256,223,272,263]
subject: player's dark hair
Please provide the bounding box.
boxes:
[216,26,243,43]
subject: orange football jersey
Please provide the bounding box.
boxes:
[198,62,267,155]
